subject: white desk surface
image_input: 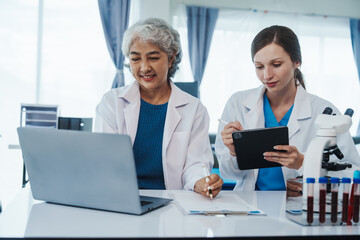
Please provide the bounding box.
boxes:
[0,188,359,238]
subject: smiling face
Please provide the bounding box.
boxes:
[129,38,174,93]
[253,43,300,94]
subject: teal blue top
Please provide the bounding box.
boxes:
[255,93,293,191]
[133,99,168,189]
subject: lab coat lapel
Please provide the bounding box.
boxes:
[163,105,181,153]
[287,86,311,139]
[242,86,265,183]
[120,82,141,144]
[163,82,184,151]
[243,86,266,129]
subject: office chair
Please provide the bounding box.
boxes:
[209,134,236,190]
[353,136,360,145]
[19,104,60,187]
[209,133,218,168]
[58,117,93,132]
[174,82,199,98]
[20,104,59,128]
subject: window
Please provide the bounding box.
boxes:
[40,0,114,119]
[0,0,114,207]
[173,7,360,135]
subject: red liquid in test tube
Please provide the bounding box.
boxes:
[330,177,340,223]
[319,177,327,223]
[307,178,315,224]
[354,195,360,223]
[307,196,314,223]
[342,178,351,223]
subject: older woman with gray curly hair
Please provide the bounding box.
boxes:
[96,18,222,198]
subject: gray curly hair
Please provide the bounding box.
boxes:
[122,18,182,79]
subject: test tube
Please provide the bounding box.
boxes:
[307,177,315,224]
[331,177,340,223]
[319,177,328,223]
[342,178,351,223]
[348,171,360,224]
[353,177,360,223]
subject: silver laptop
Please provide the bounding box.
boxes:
[17,127,172,215]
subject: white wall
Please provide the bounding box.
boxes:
[134,0,360,27]
[170,0,360,19]
[134,0,171,23]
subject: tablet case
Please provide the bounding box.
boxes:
[232,126,289,170]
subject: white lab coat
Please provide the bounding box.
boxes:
[215,85,360,191]
[95,81,213,190]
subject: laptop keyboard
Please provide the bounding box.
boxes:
[141,200,153,206]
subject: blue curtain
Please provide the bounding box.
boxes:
[350,19,360,136]
[186,5,219,85]
[98,0,131,88]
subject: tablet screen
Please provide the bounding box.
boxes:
[232,126,289,170]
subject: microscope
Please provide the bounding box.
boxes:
[286,107,356,225]
[302,107,354,203]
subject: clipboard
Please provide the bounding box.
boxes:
[232,126,289,170]
[171,191,265,216]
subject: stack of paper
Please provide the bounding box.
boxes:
[171,191,265,216]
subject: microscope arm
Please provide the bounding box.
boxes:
[302,137,332,203]
[303,137,331,181]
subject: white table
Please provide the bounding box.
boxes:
[0,188,359,238]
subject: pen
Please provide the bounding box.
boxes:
[218,119,229,125]
[202,166,213,199]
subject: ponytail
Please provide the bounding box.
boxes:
[295,68,306,90]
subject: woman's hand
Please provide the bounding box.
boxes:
[194,173,223,198]
[221,121,243,156]
[263,145,304,170]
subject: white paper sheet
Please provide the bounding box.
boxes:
[170,191,265,215]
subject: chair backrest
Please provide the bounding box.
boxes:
[208,133,218,168]
[20,103,59,128]
[19,103,59,188]
[174,82,199,98]
[58,117,93,132]
[353,136,360,145]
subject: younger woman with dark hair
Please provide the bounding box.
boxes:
[215,25,359,191]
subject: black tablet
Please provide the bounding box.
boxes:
[232,126,289,170]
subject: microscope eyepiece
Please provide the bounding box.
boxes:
[344,108,354,117]
[322,107,333,115]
